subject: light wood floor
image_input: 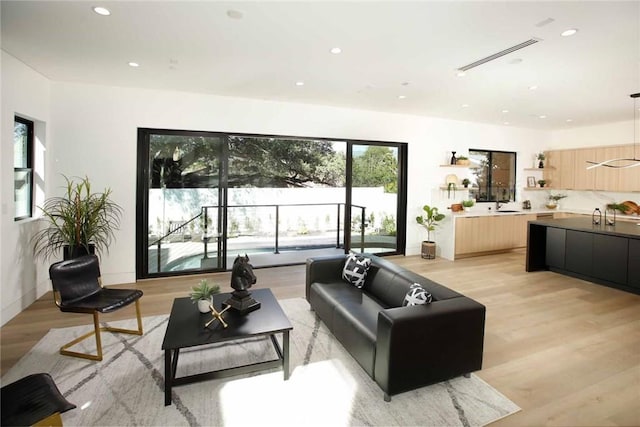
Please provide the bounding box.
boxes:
[1,250,639,426]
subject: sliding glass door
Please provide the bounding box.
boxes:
[137,130,224,276]
[137,129,407,279]
[348,143,406,254]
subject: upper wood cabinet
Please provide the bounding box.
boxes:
[541,144,639,192]
[544,149,575,189]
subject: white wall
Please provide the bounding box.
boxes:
[1,52,50,325]
[549,120,635,148]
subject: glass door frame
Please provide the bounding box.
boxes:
[345,141,407,255]
[136,128,228,279]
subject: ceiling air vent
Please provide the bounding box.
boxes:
[457,38,542,72]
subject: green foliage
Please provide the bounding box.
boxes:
[606,203,627,212]
[32,175,123,260]
[548,193,567,201]
[416,205,446,242]
[462,199,475,208]
[228,137,344,187]
[352,146,398,193]
[189,279,220,302]
[381,215,397,236]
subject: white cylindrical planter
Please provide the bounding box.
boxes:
[197,298,212,313]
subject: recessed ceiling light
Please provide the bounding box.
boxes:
[457,71,466,77]
[330,47,342,54]
[561,28,578,37]
[92,6,110,16]
[502,109,509,114]
[295,81,304,86]
[398,95,406,99]
[529,85,538,91]
[566,119,573,123]
[128,62,139,67]
[226,9,243,19]
[539,115,547,119]
[461,104,470,108]
[503,122,510,125]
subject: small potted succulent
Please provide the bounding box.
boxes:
[461,178,471,188]
[462,199,475,212]
[190,279,221,313]
[537,152,546,168]
[538,179,547,188]
[456,156,470,166]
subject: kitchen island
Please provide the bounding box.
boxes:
[526,217,640,294]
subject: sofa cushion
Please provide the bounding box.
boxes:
[402,283,433,306]
[342,254,371,288]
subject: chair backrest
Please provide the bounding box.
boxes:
[49,255,102,306]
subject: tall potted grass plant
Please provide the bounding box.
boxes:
[32,175,123,260]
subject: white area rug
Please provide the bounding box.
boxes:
[2,298,519,426]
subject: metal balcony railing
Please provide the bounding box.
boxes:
[148,202,367,273]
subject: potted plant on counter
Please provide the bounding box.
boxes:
[462,199,475,212]
[190,279,221,313]
[32,175,123,261]
[546,193,567,209]
[416,205,446,260]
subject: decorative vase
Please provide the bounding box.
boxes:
[197,298,212,313]
[538,160,544,168]
[450,151,457,165]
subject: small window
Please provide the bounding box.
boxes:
[14,116,34,220]
[468,149,517,202]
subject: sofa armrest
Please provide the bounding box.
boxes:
[305,255,347,302]
[375,296,486,396]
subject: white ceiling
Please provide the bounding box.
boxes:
[2,1,639,130]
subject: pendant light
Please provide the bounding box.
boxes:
[586,93,640,169]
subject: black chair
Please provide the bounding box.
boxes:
[1,373,76,426]
[49,255,143,361]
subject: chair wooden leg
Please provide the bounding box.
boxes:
[59,300,143,362]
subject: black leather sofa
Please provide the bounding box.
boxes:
[306,254,486,401]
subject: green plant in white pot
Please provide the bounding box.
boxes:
[416,205,446,259]
[190,279,221,313]
[32,175,123,261]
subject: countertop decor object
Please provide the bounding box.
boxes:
[592,208,602,225]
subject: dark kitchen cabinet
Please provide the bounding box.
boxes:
[629,239,640,289]
[565,230,593,276]
[593,234,628,285]
[545,227,566,269]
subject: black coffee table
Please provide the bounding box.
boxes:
[161,288,292,406]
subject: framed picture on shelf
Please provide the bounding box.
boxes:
[527,176,536,188]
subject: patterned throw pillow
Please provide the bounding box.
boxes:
[342,254,371,289]
[402,283,433,306]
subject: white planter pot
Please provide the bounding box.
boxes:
[197,298,212,313]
